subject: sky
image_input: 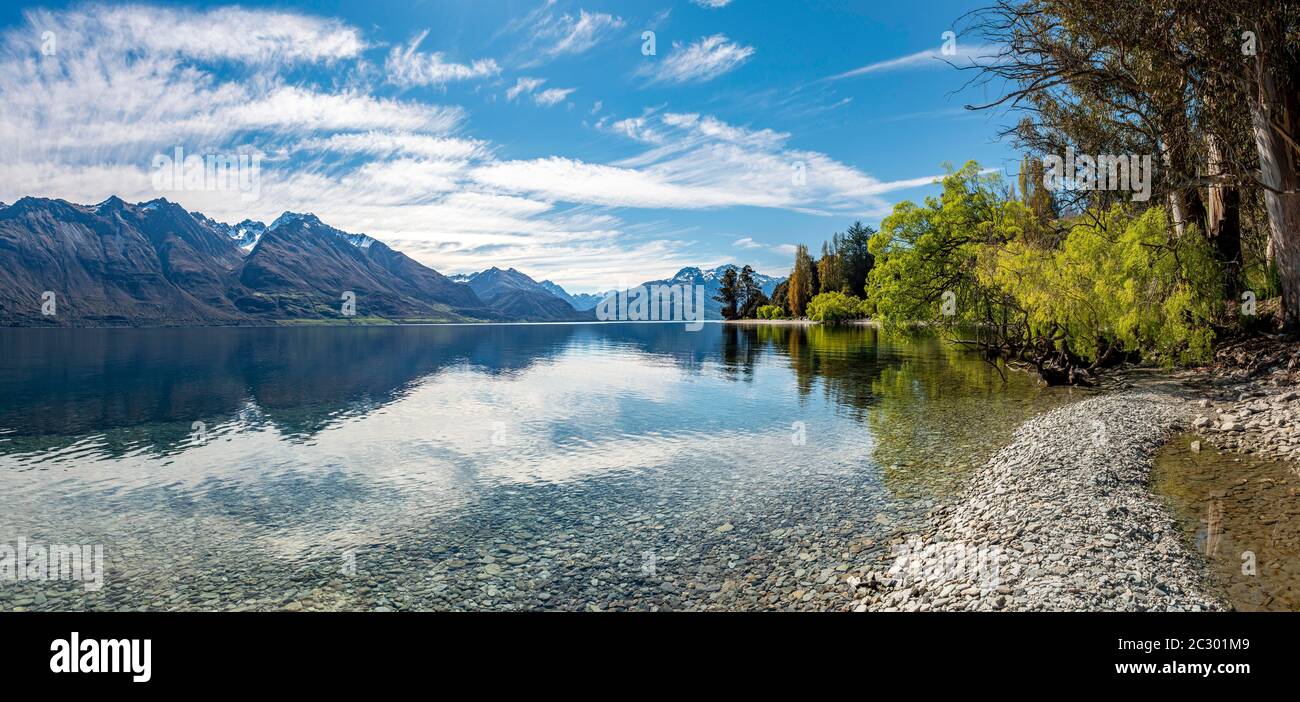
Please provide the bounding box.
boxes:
[0,0,1016,293]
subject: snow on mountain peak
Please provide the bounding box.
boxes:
[268,211,320,230]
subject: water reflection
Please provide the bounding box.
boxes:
[0,322,1072,611]
[1152,436,1300,611]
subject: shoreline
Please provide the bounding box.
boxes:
[842,349,1299,612]
[847,382,1225,611]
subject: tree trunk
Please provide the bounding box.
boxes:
[1206,131,1243,295]
[1161,136,1207,238]
[1249,20,1300,326]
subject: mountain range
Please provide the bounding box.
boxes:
[0,196,783,326]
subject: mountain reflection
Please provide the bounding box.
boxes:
[0,322,1068,472]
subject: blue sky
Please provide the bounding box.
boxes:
[0,0,1016,292]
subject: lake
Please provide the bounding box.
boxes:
[0,322,1076,611]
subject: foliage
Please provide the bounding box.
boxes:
[866,162,1023,333]
[756,305,786,319]
[982,206,1221,365]
[713,267,740,320]
[806,291,867,323]
[787,244,815,317]
[839,221,875,296]
[768,280,790,316]
[864,161,1222,376]
[737,265,768,318]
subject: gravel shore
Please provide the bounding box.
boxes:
[1185,337,1300,463]
[849,392,1225,612]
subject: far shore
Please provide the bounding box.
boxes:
[724,318,878,327]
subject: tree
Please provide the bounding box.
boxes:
[787,245,816,317]
[769,279,790,315]
[818,237,846,293]
[840,222,875,296]
[714,267,740,320]
[967,0,1299,323]
[806,292,867,322]
[737,265,768,318]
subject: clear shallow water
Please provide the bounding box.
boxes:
[0,323,1074,611]
[1153,435,1300,611]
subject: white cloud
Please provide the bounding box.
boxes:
[827,43,1000,80]
[300,132,489,161]
[506,77,546,101]
[506,3,625,63]
[533,87,576,107]
[229,87,464,134]
[504,77,574,106]
[385,30,500,86]
[545,9,625,56]
[643,34,753,84]
[475,112,939,215]
[733,237,762,248]
[24,4,365,63]
[691,0,734,7]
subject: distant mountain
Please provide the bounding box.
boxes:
[0,197,777,327]
[446,267,594,321]
[236,211,486,320]
[0,196,569,326]
[617,265,786,320]
[454,267,549,302]
[539,280,614,311]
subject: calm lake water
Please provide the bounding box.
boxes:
[0,322,1075,611]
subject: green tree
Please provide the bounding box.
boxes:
[737,265,768,318]
[806,291,867,322]
[769,279,790,315]
[840,221,875,296]
[818,237,845,294]
[787,245,815,317]
[713,267,740,320]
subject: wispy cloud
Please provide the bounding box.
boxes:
[642,34,753,84]
[691,0,734,7]
[504,77,574,106]
[22,4,366,64]
[506,77,545,101]
[826,43,1000,80]
[533,87,577,107]
[385,30,500,87]
[475,111,938,214]
[507,2,625,64]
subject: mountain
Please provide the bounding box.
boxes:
[0,196,521,326]
[617,265,786,320]
[455,266,551,302]
[0,196,776,327]
[235,212,485,320]
[449,267,595,321]
[0,196,249,326]
[488,288,592,320]
[456,264,784,319]
[539,280,614,311]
